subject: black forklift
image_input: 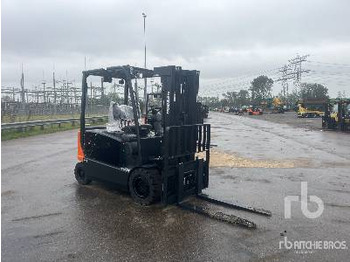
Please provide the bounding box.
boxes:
[322,99,350,131]
[75,65,270,227]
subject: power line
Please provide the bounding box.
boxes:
[200,67,280,97]
[307,60,350,68]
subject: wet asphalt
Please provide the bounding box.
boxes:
[2,112,350,261]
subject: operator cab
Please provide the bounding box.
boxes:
[107,103,152,137]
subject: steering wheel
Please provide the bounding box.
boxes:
[148,107,162,115]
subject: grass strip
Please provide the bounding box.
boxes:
[1,120,106,141]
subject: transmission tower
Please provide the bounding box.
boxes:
[277,65,293,98]
[288,54,310,92]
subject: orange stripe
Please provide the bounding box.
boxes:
[77,131,84,162]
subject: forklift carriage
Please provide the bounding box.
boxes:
[75,65,210,205]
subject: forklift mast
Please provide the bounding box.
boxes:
[153,66,210,204]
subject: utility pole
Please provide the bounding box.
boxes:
[12,87,15,101]
[42,71,46,104]
[53,65,57,104]
[101,77,104,97]
[73,81,77,105]
[65,70,69,105]
[142,12,147,115]
[60,80,64,104]
[35,86,39,103]
[90,82,93,115]
[20,63,25,108]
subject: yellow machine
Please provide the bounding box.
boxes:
[271,97,285,113]
[297,99,326,118]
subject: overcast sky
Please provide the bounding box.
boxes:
[2,0,350,97]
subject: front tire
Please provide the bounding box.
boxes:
[74,162,92,185]
[129,168,161,205]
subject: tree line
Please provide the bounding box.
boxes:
[199,75,331,109]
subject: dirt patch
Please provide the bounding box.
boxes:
[200,150,311,168]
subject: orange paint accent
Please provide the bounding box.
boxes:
[77,131,84,162]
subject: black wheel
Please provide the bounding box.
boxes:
[129,168,161,205]
[74,162,92,185]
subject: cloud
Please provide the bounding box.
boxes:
[2,0,350,97]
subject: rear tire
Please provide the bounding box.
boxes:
[129,168,161,205]
[74,162,92,185]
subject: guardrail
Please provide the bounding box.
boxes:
[1,116,108,131]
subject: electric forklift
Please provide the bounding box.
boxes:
[75,65,271,227]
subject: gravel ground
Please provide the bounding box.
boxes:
[2,112,350,261]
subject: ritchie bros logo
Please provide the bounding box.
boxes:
[279,236,348,254]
